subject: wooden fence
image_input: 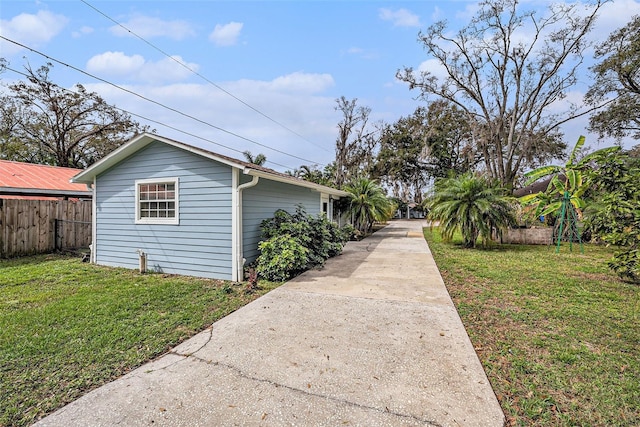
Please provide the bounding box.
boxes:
[0,199,92,258]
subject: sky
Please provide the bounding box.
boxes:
[1,0,639,172]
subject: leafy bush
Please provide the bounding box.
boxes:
[587,192,640,283]
[256,206,352,281]
[583,147,640,283]
[256,234,309,282]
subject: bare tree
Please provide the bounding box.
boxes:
[397,0,605,188]
[333,96,375,188]
[0,62,148,168]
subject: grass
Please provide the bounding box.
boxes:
[0,254,280,427]
[423,228,640,427]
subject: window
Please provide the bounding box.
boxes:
[321,194,331,218]
[135,178,179,224]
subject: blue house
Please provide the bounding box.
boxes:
[72,133,348,281]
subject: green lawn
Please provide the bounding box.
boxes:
[423,228,640,427]
[0,254,279,427]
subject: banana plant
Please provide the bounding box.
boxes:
[519,136,616,219]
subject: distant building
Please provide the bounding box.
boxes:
[0,160,92,200]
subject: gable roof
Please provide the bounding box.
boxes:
[0,160,92,199]
[72,133,349,197]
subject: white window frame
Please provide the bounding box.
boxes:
[135,177,179,225]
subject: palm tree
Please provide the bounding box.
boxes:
[427,173,515,248]
[344,178,395,234]
[243,150,267,166]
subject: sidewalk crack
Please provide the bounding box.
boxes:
[180,353,444,427]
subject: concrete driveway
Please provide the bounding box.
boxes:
[34,220,505,427]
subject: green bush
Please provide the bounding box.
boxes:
[583,147,640,283]
[256,234,309,282]
[256,206,352,281]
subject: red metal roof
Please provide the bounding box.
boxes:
[0,160,88,193]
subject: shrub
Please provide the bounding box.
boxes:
[583,147,640,283]
[256,234,309,282]
[256,206,352,281]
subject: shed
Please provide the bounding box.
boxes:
[72,133,348,281]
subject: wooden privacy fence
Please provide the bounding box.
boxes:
[0,199,92,258]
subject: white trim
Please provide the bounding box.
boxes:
[134,177,180,225]
[231,169,239,282]
[244,168,349,198]
[91,176,97,263]
[321,193,330,217]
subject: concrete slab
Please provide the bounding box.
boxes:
[34,220,505,427]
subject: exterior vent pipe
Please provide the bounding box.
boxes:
[136,249,147,273]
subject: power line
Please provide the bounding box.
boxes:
[2,64,297,170]
[80,0,332,154]
[0,35,322,166]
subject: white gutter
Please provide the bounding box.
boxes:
[244,169,349,198]
[232,171,260,282]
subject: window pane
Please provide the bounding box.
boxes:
[138,180,177,222]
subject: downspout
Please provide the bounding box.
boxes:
[90,177,97,263]
[233,172,259,282]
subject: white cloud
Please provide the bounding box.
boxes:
[342,47,379,60]
[455,2,482,22]
[591,0,640,41]
[431,6,444,23]
[86,52,199,84]
[144,56,200,83]
[268,72,335,94]
[209,22,243,46]
[81,71,338,169]
[0,10,68,55]
[109,16,195,40]
[72,26,94,38]
[417,58,449,81]
[87,51,145,75]
[346,47,364,55]
[379,8,421,28]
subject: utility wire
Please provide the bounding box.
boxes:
[2,64,297,170]
[80,0,332,154]
[0,36,322,166]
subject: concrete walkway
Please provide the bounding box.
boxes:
[34,220,505,427]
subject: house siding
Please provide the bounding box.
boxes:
[242,177,320,263]
[95,141,234,279]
